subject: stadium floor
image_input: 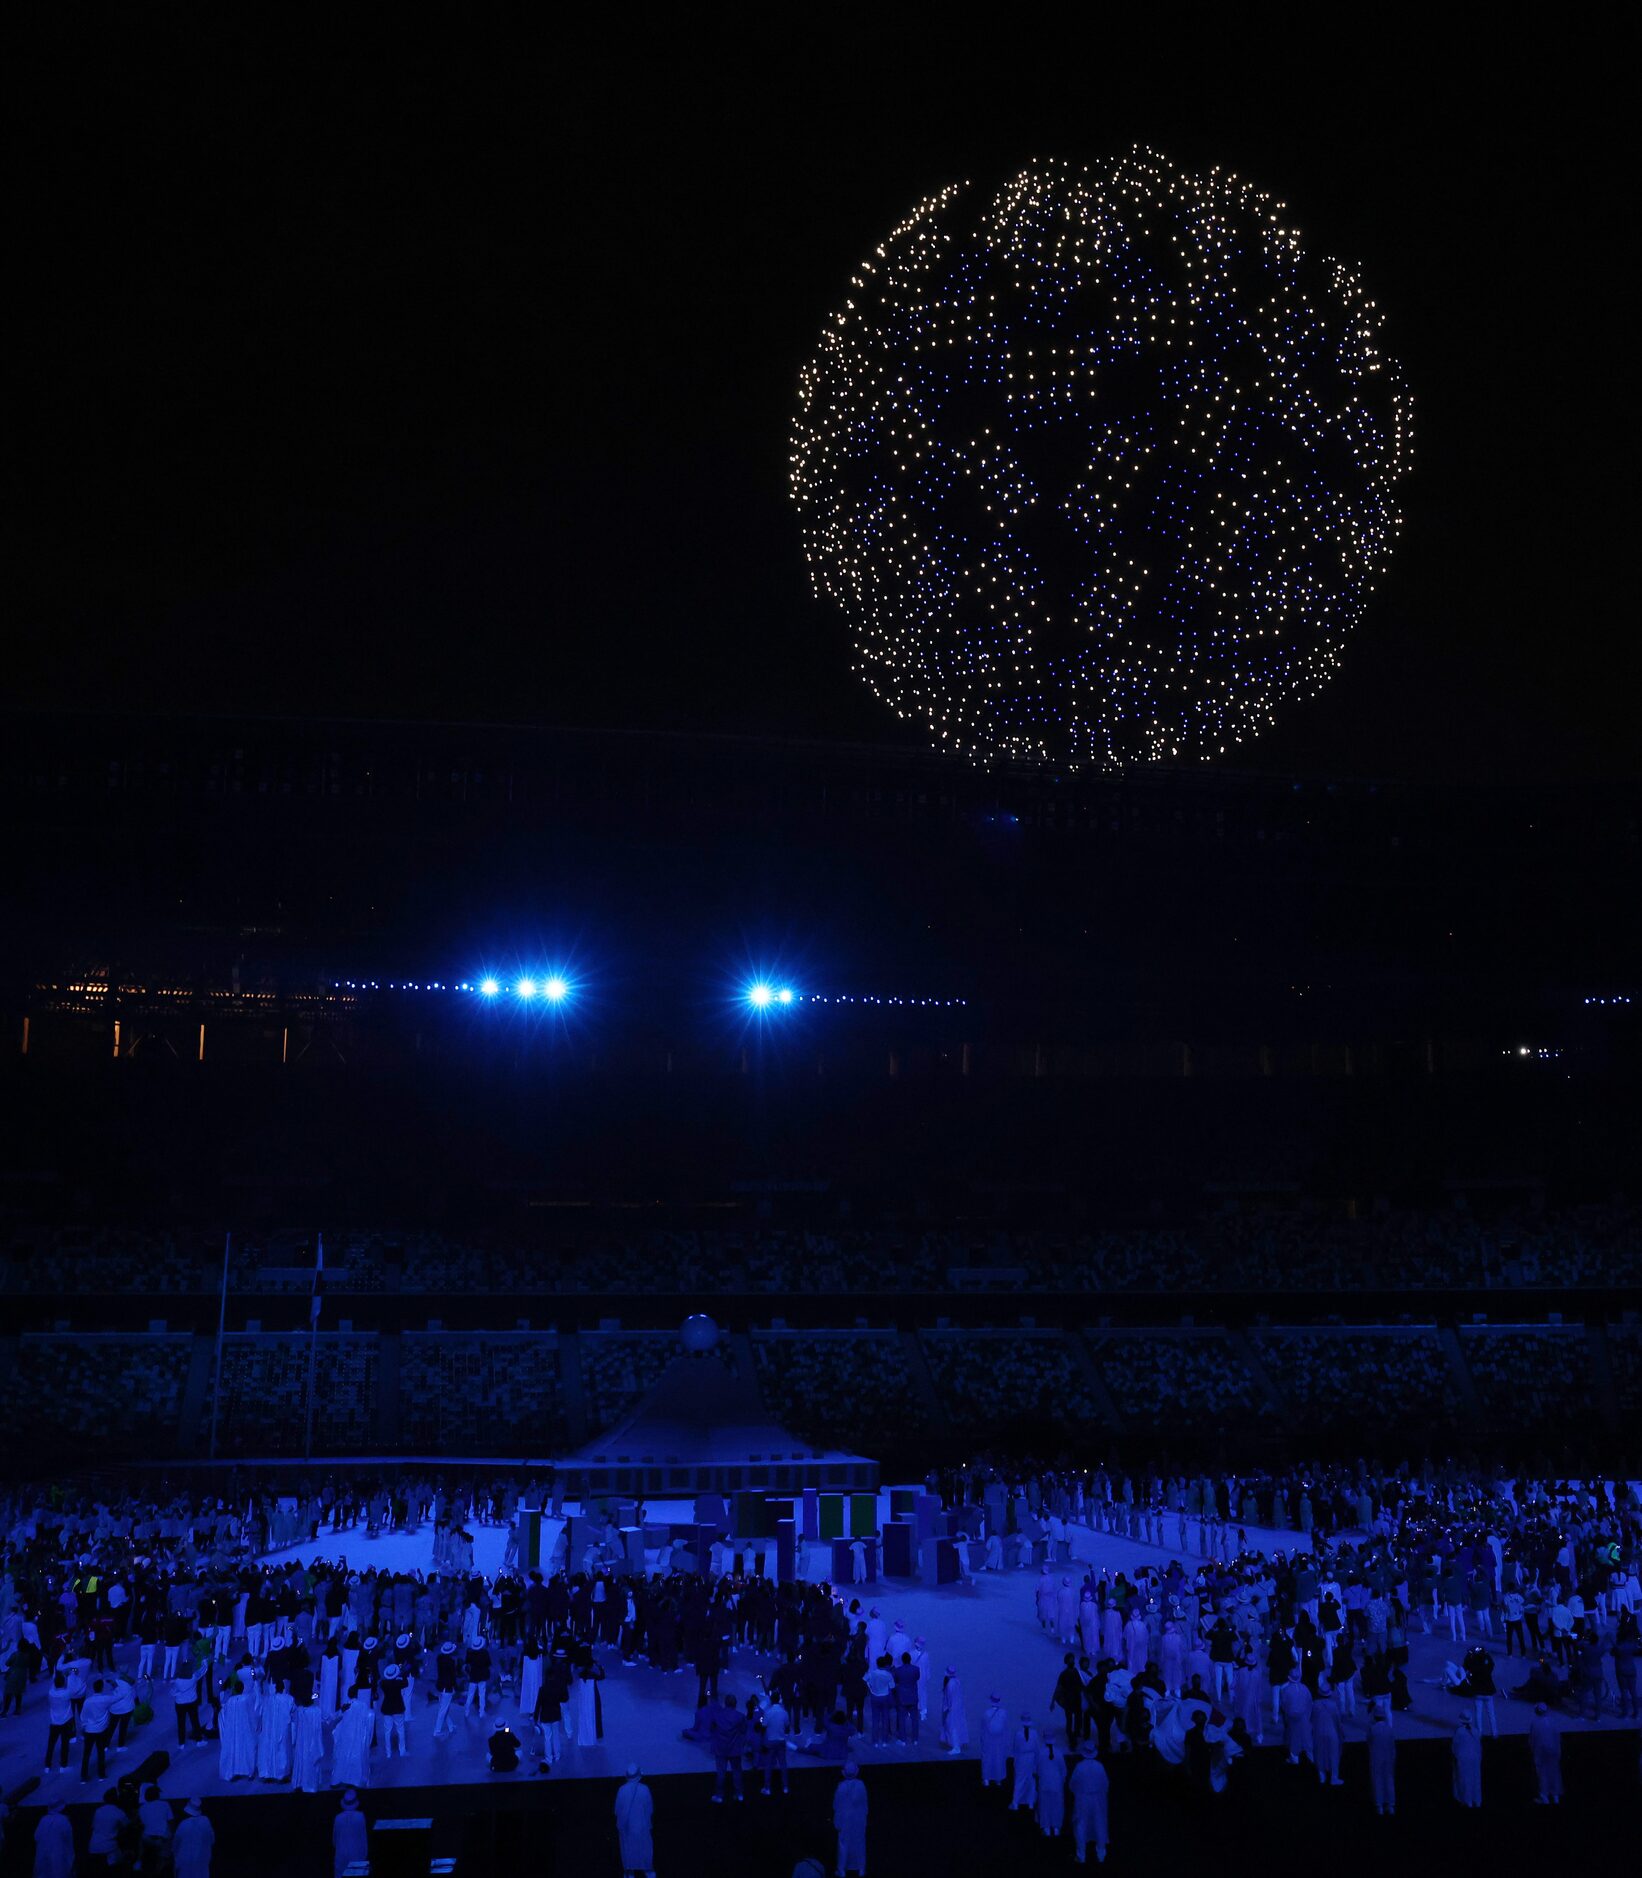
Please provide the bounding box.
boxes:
[4,1497,1633,1824]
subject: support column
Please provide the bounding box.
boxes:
[559,1330,589,1448]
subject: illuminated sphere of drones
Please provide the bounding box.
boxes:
[679,1313,721,1355]
[791,150,1413,771]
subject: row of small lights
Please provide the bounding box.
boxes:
[1582,996,1632,1007]
[335,979,965,1010]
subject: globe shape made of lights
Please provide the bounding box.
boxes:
[679,1313,721,1355]
[791,150,1413,772]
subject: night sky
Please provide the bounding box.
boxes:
[11,23,1630,784]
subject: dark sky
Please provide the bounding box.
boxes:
[10,22,1630,783]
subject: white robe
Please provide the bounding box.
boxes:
[1011,1726,1039,1806]
[569,1674,602,1741]
[1152,1694,1210,1765]
[941,1675,968,1750]
[980,1702,1010,1783]
[294,1701,326,1794]
[332,1697,375,1789]
[319,1653,340,1716]
[1368,1718,1396,1807]
[256,1689,294,1779]
[1070,1755,1109,1854]
[833,1774,868,1872]
[614,1776,654,1869]
[1036,1748,1066,1833]
[173,1814,215,1878]
[1280,1680,1313,1759]
[1035,1573,1057,1625]
[1451,1725,1482,1806]
[333,1810,368,1878]
[33,1813,76,1878]
[519,1653,543,1719]
[217,1690,259,1779]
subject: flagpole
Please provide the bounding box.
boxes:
[208,1231,231,1461]
[304,1231,323,1462]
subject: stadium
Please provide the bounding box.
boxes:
[3,710,1639,1872]
[4,26,1637,1878]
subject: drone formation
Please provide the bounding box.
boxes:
[791,149,1413,772]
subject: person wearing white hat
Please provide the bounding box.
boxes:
[333,1790,369,1878]
[173,1798,215,1878]
[1036,1738,1068,1838]
[1010,1713,1040,1810]
[1529,1702,1563,1803]
[864,1609,887,1663]
[615,1763,654,1877]
[1069,1749,1109,1864]
[980,1692,1009,1786]
[1451,1713,1482,1807]
[1035,1567,1057,1631]
[33,1801,75,1878]
[833,1761,867,1878]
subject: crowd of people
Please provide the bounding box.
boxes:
[1461,1330,1602,1427]
[957,1455,1640,1828]
[1610,1324,1642,1419]
[206,1337,381,1456]
[922,1335,1106,1434]
[1247,1331,1462,1434]
[753,1335,931,1450]
[4,1317,1639,1468]
[581,1334,678,1436]
[1087,1334,1275,1430]
[0,1335,194,1450]
[2,1455,1637,1871]
[7,1202,1641,1300]
[397,1334,567,1452]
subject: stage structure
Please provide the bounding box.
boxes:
[549,1318,877,1499]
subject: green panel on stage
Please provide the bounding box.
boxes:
[734,1492,781,1539]
[818,1492,844,1540]
[849,1492,877,1537]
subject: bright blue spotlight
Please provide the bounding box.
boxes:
[543,976,570,1003]
[776,987,795,1005]
[479,978,501,998]
[517,978,537,1000]
[748,983,774,1009]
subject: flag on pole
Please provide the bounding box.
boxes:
[310,1234,325,1324]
